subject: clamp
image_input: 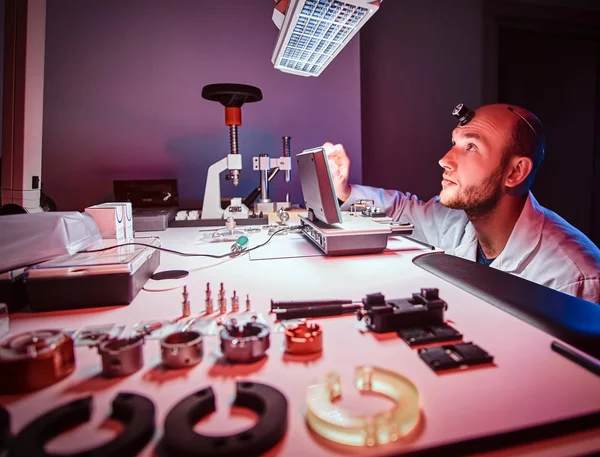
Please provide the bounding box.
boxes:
[160,331,203,369]
[220,319,270,363]
[8,392,155,457]
[0,329,75,394]
[284,322,322,354]
[163,381,287,457]
[97,335,145,377]
[306,366,420,447]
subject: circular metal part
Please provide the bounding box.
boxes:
[284,322,322,355]
[277,208,290,222]
[163,381,287,457]
[452,103,475,125]
[160,331,203,369]
[306,366,420,447]
[8,392,155,457]
[0,329,75,394]
[220,320,270,363]
[98,335,145,377]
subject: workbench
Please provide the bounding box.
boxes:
[2,226,600,457]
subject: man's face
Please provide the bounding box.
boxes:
[439,106,514,216]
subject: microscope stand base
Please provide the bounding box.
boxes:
[169,217,268,228]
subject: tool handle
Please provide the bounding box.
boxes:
[271,299,353,310]
[273,305,360,320]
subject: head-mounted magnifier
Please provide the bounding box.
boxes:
[452,103,475,125]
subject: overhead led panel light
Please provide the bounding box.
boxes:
[272,0,382,77]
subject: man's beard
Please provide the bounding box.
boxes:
[440,165,505,218]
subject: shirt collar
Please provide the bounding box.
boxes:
[452,192,545,270]
[492,192,545,271]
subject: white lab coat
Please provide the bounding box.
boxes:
[342,185,600,304]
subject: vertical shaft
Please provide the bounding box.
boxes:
[283,136,291,182]
[259,153,270,202]
[229,125,240,186]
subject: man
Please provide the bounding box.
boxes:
[325,103,600,303]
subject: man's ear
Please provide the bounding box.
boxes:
[504,155,533,189]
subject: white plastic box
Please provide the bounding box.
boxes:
[85,203,126,239]
[99,202,134,238]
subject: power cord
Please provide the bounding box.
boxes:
[79,226,300,259]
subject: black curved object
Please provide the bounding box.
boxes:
[201,83,262,108]
[163,381,288,457]
[0,406,10,452]
[413,253,600,359]
[0,204,27,215]
[8,392,155,457]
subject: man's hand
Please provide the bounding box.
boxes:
[322,142,352,202]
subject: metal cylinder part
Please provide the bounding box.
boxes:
[0,329,75,394]
[98,335,145,377]
[284,322,323,354]
[283,136,291,182]
[259,154,271,203]
[220,320,270,363]
[160,331,203,369]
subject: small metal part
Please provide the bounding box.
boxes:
[182,285,191,317]
[163,381,288,457]
[97,335,145,377]
[139,321,164,336]
[246,294,252,312]
[0,329,75,394]
[277,207,290,222]
[160,331,203,369]
[205,283,214,314]
[358,288,446,333]
[225,216,236,232]
[306,366,420,447]
[231,291,240,312]
[219,282,227,314]
[284,322,323,354]
[452,103,475,125]
[220,319,270,363]
[9,393,155,457]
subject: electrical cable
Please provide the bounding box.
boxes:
[79,226,298,259]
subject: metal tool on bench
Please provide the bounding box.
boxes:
[198,83,292,226]
[296,146,413,256]
[0,329,75,394]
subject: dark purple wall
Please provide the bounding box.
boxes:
[360,0,484,201]
[41,0,362,210]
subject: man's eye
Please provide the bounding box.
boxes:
[466,143,477,151]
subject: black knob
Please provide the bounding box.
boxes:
[201,83,262,108]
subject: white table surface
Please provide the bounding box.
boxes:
[2,227,600,457]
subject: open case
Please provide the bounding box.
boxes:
[24,237,160,311]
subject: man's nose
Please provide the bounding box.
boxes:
[439,148,455,170]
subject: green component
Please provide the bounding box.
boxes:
[231,236,249,253]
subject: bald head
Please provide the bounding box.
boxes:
[474,103,546,191]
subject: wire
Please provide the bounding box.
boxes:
[79,226,298,259]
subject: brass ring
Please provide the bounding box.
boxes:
[284,322,322,354]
